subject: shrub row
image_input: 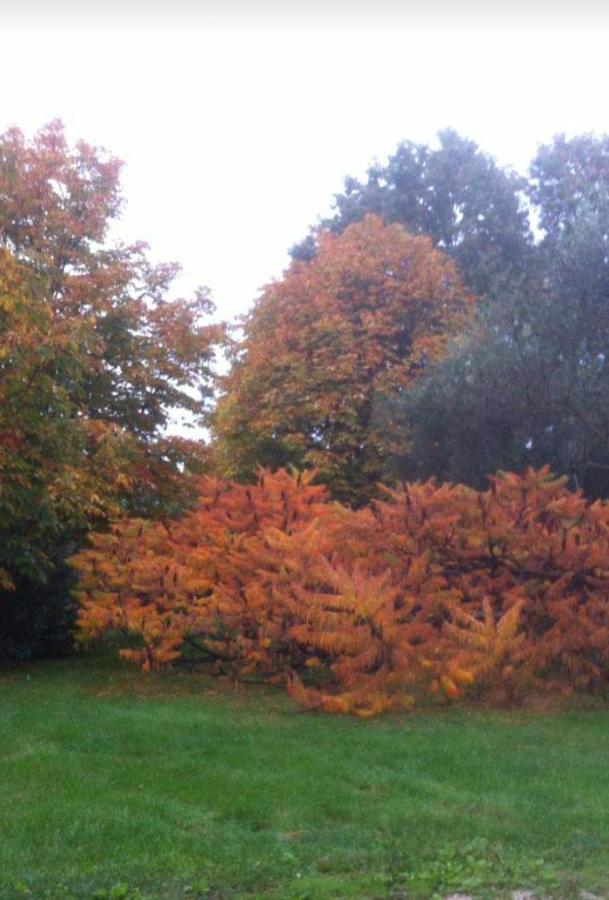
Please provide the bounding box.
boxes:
[72,467,609,715]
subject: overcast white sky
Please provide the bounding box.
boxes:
[2,3,609,322]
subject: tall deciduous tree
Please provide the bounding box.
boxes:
[0,121,222,463]
[0,121,222,661]
[291,130,532,298]
[529,133,609,240]
[392,133,609,498]
[212,215,473,504]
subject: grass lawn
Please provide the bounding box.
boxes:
[1,652,609,899]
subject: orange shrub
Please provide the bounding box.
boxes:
[73,469,330,674]
[71,466,609,715]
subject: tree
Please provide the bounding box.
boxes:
[0,248,127,659]
[0,121,222,661]
[0,121,222,465]
[211,215,473,504]
[391,133,609,497]
[291,130,533,298]
[529,133,609,240]
[385,277,549,489]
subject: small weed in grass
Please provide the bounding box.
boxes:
[382,837,560,897]
[92,885,144,900]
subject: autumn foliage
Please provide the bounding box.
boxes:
[0,121,223,501]
[212,214,473,504]
[72,466,609,716]
[0,121,223,661]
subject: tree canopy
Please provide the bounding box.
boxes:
[291,130,533,298]
[212,214,473,503]
[391,133,609,497]
[0,121,223,661]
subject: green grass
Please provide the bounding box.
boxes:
[1,653,609,899]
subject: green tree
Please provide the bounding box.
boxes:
[291,130,533,297]
[529,132,609,240]
[391,133,609,497]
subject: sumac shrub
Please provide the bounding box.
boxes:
[71,467,609,715]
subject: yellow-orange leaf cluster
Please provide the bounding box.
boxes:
[71,466,609,715]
